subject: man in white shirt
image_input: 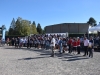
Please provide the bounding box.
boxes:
[51,36,56,57]
[83,37,89,56]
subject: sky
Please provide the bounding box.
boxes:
[0,0,100,30]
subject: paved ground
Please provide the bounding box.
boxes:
[0,46,100,75]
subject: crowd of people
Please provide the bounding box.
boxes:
[6,34,98,58]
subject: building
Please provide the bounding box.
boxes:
[45,23,89,34]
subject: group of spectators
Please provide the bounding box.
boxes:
[5,34,100,58]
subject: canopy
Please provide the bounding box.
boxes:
[88,23,100,32]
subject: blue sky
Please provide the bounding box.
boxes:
[0,0,100,30]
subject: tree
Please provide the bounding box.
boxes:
[87,17,96,26]
[32,21,36,26]
[14,18,22,35]
[8,17,42,35]
[21,20,30,36]
[15,19,30,36]
[5,31,8,36]
[8,26,14,35]
[30,21,38,34]
[10,18,16,29]
[37,23,43,34]
[42,27,46,34]
[8,18,16,35]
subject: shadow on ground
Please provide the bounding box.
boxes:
[4,46,90,61]
[18,56,49,60]
[62,57,89,61]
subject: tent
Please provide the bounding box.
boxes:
[88,23,100,32]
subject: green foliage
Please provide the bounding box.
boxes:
[42,27,46,34]
[30,21,38,34]
[14,19,30,36]
[8,18,16,35]
[37,23,43,34]
[32,21,36,26]
[10,18,16,29]
[5,31,8,36]
[21,20,30,36]
[87,17,96,26]
[8,17,38,36]
[14,18,22,35]
[8,27,14,35]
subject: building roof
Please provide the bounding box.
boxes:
[45,23,89,34]
[46,23,88,27]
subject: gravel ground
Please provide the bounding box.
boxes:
[0,46,100,75]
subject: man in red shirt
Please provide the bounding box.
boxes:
[72,38,77,54]
[68,37,72,53]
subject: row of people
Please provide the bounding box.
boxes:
[51,36,94,58]
[9,35,94,58]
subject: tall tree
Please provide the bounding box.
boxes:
[5,31,8,36]
[10,18,16,29]
[15,19,30,36]
[31,21,38,34]
[8,26,14,35]
[14,18,22,35]
[21,20,30,36]
[37,23,43,34]
[17,17,22,22]
[42,27,46,34]
[8,18,16,35]
[32,21,36,26]
[87,17,96,26]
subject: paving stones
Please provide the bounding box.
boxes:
[0,46,100,75]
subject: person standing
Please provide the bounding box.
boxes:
[68,37,72,53]
[34,38,37,49]
[58,37,63,54]
[11,38,14,46]
[77,37,80,54]
[72,38,77,54]
[80,36,84,50]
[50,36,56,57]
[17,37,20,48]
[46,38,50,50]
[27,36,30,48]
[29,38,33,48]
[88,37,94,58]
[83,37,89,56]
